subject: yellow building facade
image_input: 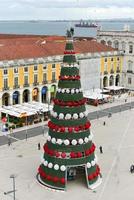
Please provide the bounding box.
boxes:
[100,55,123,88]
[0,51,123,107]
[0,61,61,106]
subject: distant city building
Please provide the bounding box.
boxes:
[97,26,134,90]
[0,34,123,106]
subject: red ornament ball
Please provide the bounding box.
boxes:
[61,152,66,158]
[60,178,65,184]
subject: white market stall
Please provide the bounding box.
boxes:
[0,101,53,130]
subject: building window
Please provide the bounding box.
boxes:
[114,41,119,49]
[104,58,107,62]
[24,76,28,84]
[52,64,55,68]
[52,72,56,81]
[43,65,47,70]
[128,77,132,84]
[122,42,126,51]
[24,67,28,72]
[129,45,133,54]
[3,69,8,75]
[14,68,18,73]
[4,78,8,88]
[117,57,120,61]
[128,61,133,72]
[14,77,18,86]
[34,74,38,83]
[43,73,47,82]
[34,65,38,71]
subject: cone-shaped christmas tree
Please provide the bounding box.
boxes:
[37,29,102,191]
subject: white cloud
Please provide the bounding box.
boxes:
[0,0,134,20]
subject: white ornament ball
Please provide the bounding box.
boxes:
[71,89,75,94]
[57,139,63,145]
[76,89,79,93]
[86,162,91,168]
[47,136,51,141]
[72,139,77,145]
[78,138,83,144]
[79,88,82,92]
[54,164,59,170]
[58,88,61,93]
[73,113,78,119]
[60,165,66,171]
[88,135,92,141]
[91,160,96,166]
[44,160,48,166]
[64,139,70,145]
[65,113,71,120]
[84,111,88,117]
[51,138,56,144]
[48,162,53,168]
[84,137,89,143]
[53,112,57,118]
[59,113,64,119]
[79,112,84,118]
[62,89,65,93]
[66,89,70,93]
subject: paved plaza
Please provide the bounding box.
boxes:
[0,108,134,200]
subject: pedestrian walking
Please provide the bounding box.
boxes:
[99,146,103,154]
[38,143,41,150]
[8,138,11,146]
[130,165,134,173]
[103,121,106,126]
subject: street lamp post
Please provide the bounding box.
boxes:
[10,174,16,200]
[4,174,16,200]
[25,115,28,141]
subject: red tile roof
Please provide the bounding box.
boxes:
[0,34,115,61]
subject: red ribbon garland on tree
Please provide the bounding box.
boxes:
[53,98,87,107]
[59,75,80,80]
[43,142,95,158]
[48,120,91,132]
[38,167,65,184]
[64,51,75,54]
[88,165,101,181]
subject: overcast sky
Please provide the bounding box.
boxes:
[0,0,134,20]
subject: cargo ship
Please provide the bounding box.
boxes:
[75,20,98,28]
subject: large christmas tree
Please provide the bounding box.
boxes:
[37,29,102,191]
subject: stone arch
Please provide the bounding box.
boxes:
[103,76,108,87]
[41,86,48,103]
[2,92,10,106]
[115,74,120,86]
[32,87,39,101]
[113,40,119,49]
[109,75,114,86]
[100,40,106,45]
[23,89,30,103]
[107,40,112,47]
[13,91,20,105]
[50,84,57,101]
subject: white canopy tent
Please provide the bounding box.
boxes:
[83,89,110,100]
[0,102,53,118]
